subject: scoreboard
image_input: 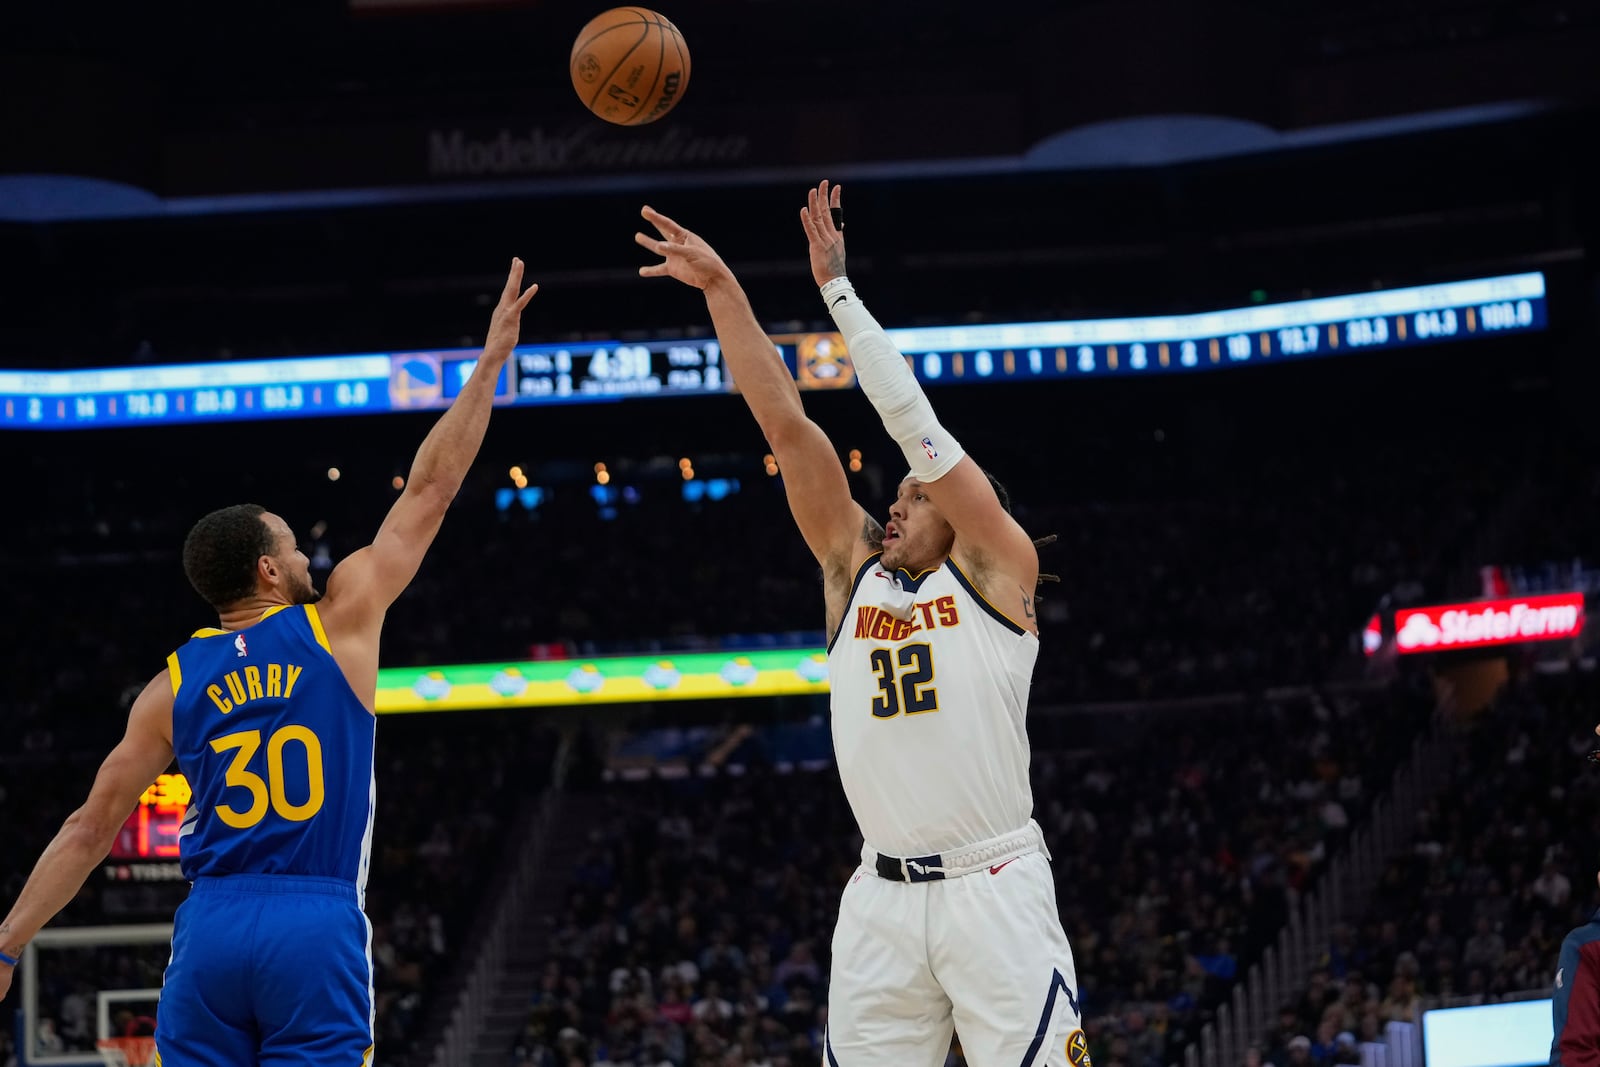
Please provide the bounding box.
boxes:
[0,272,1547,430]
[110,773,189,861]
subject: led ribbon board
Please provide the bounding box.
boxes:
[0,273,1547,429]
[374,647,833,712]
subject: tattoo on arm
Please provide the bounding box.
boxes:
[861,515,885,549]
[1021,587,1036,620]
[825,246,847,281]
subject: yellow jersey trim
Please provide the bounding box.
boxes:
[362,1044,375,1066]
[166,653,182,695]
[305,603,333,654]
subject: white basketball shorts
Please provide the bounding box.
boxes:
[824,851,1086,1067]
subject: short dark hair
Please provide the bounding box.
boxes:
[182,504,275,608]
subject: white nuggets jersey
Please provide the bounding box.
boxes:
[828,552,1039,857]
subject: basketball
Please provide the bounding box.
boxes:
[570,7,691,126]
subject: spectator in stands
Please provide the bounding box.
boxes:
[1538,861,1576,912]
[1462,915,1507,973]
[1377,975,1421,1024]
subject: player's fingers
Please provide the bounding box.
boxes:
[819,187,837,235]
[503,257,525,298]
[634,231,664,252]
[515,283,539,311]
[639,263,671,278]
[826,185,843,235]
[803,200,825,242]
[642,205,683,240]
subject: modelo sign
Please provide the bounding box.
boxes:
[1395,592,1585,654]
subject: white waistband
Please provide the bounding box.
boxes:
[861,820,1051,880]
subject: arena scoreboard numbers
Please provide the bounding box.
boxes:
[109,773,190,861]
[1,272,1547,430]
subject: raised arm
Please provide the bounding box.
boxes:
[800,182,1038,617]
[317,259,538,695]
[636,207,875,584]
[0,672,176,1001]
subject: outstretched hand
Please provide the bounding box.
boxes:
[800,180,846,287]
[483,258,539,365]
[636,206,735,292]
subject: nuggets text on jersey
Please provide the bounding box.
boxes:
[851,596,961,642]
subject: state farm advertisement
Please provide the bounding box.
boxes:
[1395,592,1585,654]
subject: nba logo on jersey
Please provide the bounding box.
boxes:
[234,634,248,658]
[921,436,939,459]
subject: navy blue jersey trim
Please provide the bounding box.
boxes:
[947,558,1029,636]
[1019,969,1081,1067]
[889,562,939,594]
[827,552,886,654]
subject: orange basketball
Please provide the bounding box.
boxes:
[570,8,691,126]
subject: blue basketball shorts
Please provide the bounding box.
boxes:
[154,875,374,1067]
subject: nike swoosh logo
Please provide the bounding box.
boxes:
[830,294,848,308]
[989,858,1019,875]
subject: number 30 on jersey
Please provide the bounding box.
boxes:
[210,725,326,828]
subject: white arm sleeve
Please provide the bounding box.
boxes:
[821,276,965,481]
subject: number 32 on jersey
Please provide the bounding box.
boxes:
[869,643,938,718]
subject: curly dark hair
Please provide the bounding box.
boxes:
[983,470,1012,515]
[182,504,276,609]
[983,470,1059,590]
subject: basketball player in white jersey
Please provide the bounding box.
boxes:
[635,181,1085,1067]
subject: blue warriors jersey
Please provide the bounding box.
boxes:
[166,604,376,893]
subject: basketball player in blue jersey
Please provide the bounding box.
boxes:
[636,187,1084,1067]
[0,260,539,1065]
